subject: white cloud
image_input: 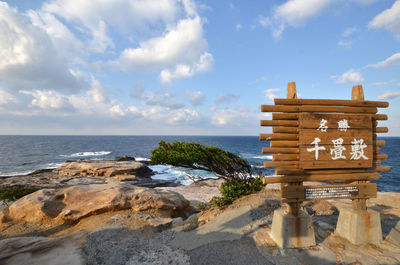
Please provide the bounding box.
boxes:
[366,53,400,68]
[109,105,126,117]
[368,0,400,39]
[210,108,258,127]
[27,10,83,58]
[143,88,185,110]
[335,69,364,83]
[338,40,353,48]
[259,0,332,39]
[160,53,213,83]
[139,106,199,124]
[0,89,17,105]
[264,88,281,101]
[236,23,242,31]
[189,91,205,106]
[167,109,199,124]
[107,104,198,123]
[88,79,108,103]
[210,109,238,126]
[20,90,68,109]
[42,0,180,53]
[342,27,357,38]
[108,104,141,117]
[377,90,400,100]
[0,2,88,93]
[107,16,212,82]
[127,16,204,69]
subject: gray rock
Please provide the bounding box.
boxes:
[84,228,190,265]
[0,232,87,265]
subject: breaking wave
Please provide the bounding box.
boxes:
[60,151,112,157]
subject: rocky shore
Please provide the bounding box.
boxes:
[0,160,400,265]
[0,159,177,189]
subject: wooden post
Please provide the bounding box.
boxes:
[351,84,367,210]
[287,82,298,99]
[352,85,364,101]
[284,82,301,215]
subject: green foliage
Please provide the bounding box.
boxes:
[0,186,38,203]
[196,202,211,211]
[150,141,252,181]
[150,141,264,207]
[210,177,265,207]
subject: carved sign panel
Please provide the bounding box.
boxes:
[299,113,373,169]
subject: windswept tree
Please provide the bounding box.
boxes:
[150,141,265,206]
[150,141,253,181]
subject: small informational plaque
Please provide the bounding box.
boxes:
[299,113,373,169]
[305,186,359,200]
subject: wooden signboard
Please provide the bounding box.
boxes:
[299,113,373,169]
[260,82,390,214]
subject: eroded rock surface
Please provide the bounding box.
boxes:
[53,160,153,178]
[6,183,191,224]
[0,232,87,265]
[0,160,176,188]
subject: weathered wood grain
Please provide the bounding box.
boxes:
[262,147,299,154]
[263,173,380,184]
[274,98,388,108]
[261,105,378,114]
[270,141,299,147]
[260,120,298,127]
[260,133,298,141]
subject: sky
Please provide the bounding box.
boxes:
[0,0,400,136]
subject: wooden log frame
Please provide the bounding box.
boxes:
[260,82,389,212]
[281,183,377,203]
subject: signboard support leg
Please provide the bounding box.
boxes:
[334,85,383,244]
[284,82,302,217]
[350,85,367,211]
[269,82,316,248]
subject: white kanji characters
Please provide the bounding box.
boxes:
[317,119,328,132]
[350,138,369,160]
[307,137,326,160]
[337,119,350,132]
[330,138,346,160]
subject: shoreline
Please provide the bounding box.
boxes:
[0,160,182,190]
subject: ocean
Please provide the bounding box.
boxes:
[0,136,398,192]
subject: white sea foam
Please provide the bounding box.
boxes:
[149,164,215,186]
[149,165,191,185]
[240,153,273,160]
[61,151,112,157]
[0,170,34,177]
[46,163,63,169]
[251,155,273,160]
[135,157,150,162]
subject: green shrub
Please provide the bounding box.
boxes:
[0,186,38,204]
[196,202,211,211]
[210,177,265,207]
